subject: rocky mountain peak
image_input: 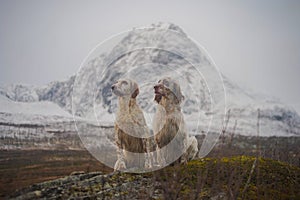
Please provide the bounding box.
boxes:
[1,23,300,137]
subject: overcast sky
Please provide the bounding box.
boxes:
[0,0,299,112]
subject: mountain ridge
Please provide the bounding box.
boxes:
[0,22,299,137]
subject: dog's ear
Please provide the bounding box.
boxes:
[131,88,139,98]
[174,94,184,104]
[171,82,184,104]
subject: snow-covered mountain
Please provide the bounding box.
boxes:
[0,94,73,125]
[1,22,299,137]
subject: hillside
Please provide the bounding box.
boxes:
[10,156,300,200]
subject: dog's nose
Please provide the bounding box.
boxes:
[154,85,158,89]
[111,85,115,90]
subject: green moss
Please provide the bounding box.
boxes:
[151,156,300,199]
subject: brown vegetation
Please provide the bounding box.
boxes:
[0,150,112,197]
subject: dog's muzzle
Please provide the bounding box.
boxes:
[154,84,164,95]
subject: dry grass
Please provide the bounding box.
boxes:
[0,149,112,197]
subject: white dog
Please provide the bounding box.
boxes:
[153,77,198,165]
[112,78,153,171]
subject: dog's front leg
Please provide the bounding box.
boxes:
[156,145,166,167]
[144,138,153,169]
[114,148,127,171]
[114,127,127,171]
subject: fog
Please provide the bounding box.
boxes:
[0,0,299,112]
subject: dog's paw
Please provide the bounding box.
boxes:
[144,152,154,169]
[114,159,127,171]
[186,136,199,161]
[155,146,167,167]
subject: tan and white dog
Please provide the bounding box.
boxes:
[153,77,198,165]
[111,78,153,171]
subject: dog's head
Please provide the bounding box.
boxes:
[154,77,184,104]
[111,78,139,98]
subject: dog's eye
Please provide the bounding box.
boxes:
[163,80,169,86]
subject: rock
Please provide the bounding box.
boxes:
[70,171,85,176]
[34,190,42,197]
